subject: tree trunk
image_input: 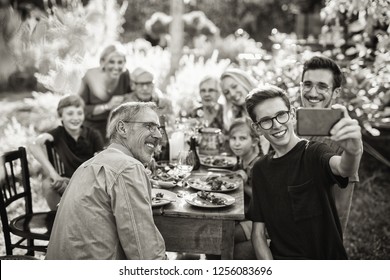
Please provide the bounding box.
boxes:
[161,0,183,91]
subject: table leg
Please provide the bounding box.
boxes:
[221,220,235,260]
[154,216,236,259]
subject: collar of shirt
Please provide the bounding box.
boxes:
[60,125,87,143]
[107,143,134,158]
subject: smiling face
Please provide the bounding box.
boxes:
[229,125,256,158]
[133,72,154,102]
[199,79,221,107]
[221,76,247,106]
[253,97,297,153]
[104,54,126,79]
[123,107,162,164]
[301,69,338,108]
[60,106,84,133]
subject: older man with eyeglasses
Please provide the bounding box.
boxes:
[46,102,166,260]
[126,67,173,118]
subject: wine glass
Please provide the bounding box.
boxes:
[177,150,194,178]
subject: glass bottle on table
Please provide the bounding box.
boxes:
[154,115,170,163]
[189,136,200,171]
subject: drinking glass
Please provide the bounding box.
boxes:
[177,150,194,178]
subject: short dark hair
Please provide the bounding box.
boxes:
[301,56,343,89]
[245,85,290,122]
[57,95,85,117]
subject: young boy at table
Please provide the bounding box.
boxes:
[229,117,263,259]
[29,95,104,210]
[245,85,362,259]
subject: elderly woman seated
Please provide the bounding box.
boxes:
[190,75,224,131]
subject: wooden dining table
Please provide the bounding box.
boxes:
[152,170,245,260]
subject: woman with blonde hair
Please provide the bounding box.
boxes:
[221,68,270,154]
[220,68,258,131]
[78,42,132,141]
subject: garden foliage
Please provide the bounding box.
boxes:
[2,0,389,173]
[0,0,389,258]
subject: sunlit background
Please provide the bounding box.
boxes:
[0,0,389,259]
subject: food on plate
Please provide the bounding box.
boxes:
[204,174,237,190]
[202,156,234,167]
[187,174,238,191]
[151,189,177,206]
[151,192,164,203]
[155,192,164,198]
[197,191,226,205]
[152,166,181,182]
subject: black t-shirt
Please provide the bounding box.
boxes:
[49,126,104,178]
[248,140,348,259]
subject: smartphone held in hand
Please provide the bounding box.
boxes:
[296,108,343,136]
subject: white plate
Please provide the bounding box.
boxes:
[151,189,177,207]
[185,192,235,208]
[186,173,241,193]
[200,155,237,169]
[151,179,177,189]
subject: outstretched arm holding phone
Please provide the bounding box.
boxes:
[328,104,363,178]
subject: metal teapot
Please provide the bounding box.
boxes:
[198,127,222,155]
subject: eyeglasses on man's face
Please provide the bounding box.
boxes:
[300,81,331,95]
[134,81,153,88]
[122,121,162,134]
[254,111,290,130]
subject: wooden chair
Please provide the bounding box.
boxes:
[44,140,65,176]
[0,255,38,260]
[0,147,56,256]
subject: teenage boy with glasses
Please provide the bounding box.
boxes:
[246,85,363,259]
[300,56,359,233]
